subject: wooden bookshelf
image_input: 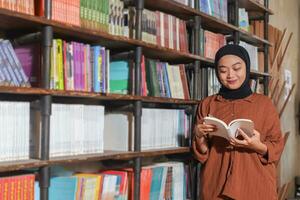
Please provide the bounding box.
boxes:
[0,0,273,199]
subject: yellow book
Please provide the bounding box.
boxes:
[56,39,64,90]
[75,174,102,200]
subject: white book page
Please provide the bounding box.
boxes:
[203,117,230,140]
[229,119,254,138]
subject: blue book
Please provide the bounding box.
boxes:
[34,181,40,200]
[92,46,101,92]
[109,61,129,94]
[200,0,211,15]
[150,166,164,200]
[49,176,78,200]
[162,63,171,98]
[100,47,106,93]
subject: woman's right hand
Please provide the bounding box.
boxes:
[194,123,216,154]
[194,123,216,138]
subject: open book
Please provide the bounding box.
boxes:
[203,116,254,140]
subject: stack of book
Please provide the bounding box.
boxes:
[0,101,30,162]
[0,39,30,87]
[49,104,105,158]
[104,108,190,151]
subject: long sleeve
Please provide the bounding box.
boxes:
[192,100,210,163]
[258,98,284,164]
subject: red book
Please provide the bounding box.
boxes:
[34,0,44,17]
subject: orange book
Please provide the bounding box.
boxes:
[140,168,152,200]
[0,178,4,200]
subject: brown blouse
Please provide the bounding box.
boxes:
[192,93,284,200]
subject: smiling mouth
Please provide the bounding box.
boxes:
[227,80,237,84]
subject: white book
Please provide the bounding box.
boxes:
[204,116,254,140]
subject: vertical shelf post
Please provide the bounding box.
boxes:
[133,0,144,199]
[232,0,240,44]
[263,0,269,95]
[192,1,201,199]
[39,0,52,199]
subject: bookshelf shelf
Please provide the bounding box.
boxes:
[48,151,137,165]
[0,86,49,95]
[47,148,191,165]
[0,159,47,173]
[238,29,272,46]
[239,0,274,16]
[138,147,191,157]
[0,8,46,31]
[144,0,198,20]
[0,87,198,105]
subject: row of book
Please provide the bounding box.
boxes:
[127,8,189,52]
[199,0,228,22]
[0,174,35,199]
[142,58,190,99]
[50,39,110,92]
[200,29,226,59]
[0,39,30,87]
[0,0,34,15]
[0,100,189,161]
[35,0,125,36]
[0,101,30,161]
[34,162,189,200]
[49,104,105,158]
[207,68,221,96]
[104,108,190,151]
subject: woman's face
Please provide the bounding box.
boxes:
[217,55,246,90]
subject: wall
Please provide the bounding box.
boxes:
[269,0,300,197]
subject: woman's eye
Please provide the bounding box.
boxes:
[233,67,241,71]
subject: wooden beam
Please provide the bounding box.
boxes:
[274,81,286,106]
[279,83,295,118]
[278,33,293,72]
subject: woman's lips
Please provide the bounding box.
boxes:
[227,80,237,84]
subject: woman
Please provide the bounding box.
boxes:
[193,44,284,200]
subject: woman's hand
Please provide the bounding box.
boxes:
[229,129,267,155]
[194,123,216,138]
[194,123,216,154]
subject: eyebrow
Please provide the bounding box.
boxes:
[218,62,242,68]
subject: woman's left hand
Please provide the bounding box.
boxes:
[229,128,268,155]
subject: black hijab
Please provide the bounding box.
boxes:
[214,44,252,100]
